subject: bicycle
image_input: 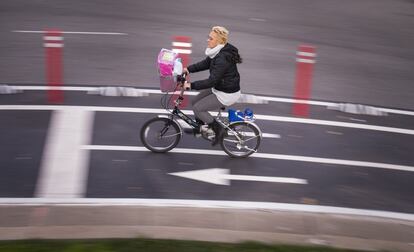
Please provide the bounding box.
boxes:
[140,73,262,158]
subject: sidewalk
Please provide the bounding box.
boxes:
[1,205,413,252]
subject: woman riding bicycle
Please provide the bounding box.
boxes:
[183,26,243,146]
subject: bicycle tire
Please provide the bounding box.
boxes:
[140,117,181,153]
[220,121,261,158]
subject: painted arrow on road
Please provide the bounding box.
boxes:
[169,168,308,185]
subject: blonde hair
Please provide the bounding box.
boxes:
[211,26,229,44]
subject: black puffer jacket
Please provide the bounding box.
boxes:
[188,43,241,93]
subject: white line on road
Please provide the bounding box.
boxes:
[172,42,192,48]
[36,109,94,198]
[255,114,414,135]
[172,48,192,54]
[44,36,64,41]
[81,145,414,173]
[169,168,307,185]
[7,85,199,95]
[4,85,414,116]
[297,51,317,57]
[13,30,128,35]
[249,18,266,22]
[1,105,413,135]
[0,198,413,222]
[261,133,281,138]
[296,58,316,64]
[44,43,64,48]
[326,131,343,135]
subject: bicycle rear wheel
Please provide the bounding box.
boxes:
[221,121,261,158]
[140,117,181,153]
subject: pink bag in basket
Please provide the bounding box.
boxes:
[157,48,178,77]
[157,48,178,92]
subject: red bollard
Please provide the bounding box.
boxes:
[172,36,192,68]
[44,29,64,104]
[172,36,192,108]
[292,45,316,117]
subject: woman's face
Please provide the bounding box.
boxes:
[207,31,220,48]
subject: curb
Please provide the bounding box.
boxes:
[1,205,413,252]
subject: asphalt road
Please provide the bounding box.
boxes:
[1,2,414,247]
[1,89,413,214]
[1,0,414,109]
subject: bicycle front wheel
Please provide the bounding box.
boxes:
[221,121,261,158]
[140,117,181,153]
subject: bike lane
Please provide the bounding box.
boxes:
[1,90,414,251]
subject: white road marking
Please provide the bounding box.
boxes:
[172,48,192,54]
[337,115,368,123]
[44,43,63,48]
[169,168,307,185]
[112,159,128,162]
[326,131,343,135]
[4,85,413,116]
[297,52,317,57]
[44,36,64,41]
[81,145,414,173]
[296,58,316,64]
[35,109,94,198]
[1,105,413,135]
[255,114,414,135]
[287,134,304,138]
[0,198,413,222]
[7,85,200,96]
[249,18,266,22]
[172,42,192,48]
[13,30,128,35]
[261,133,280,138]
[379,108,414,116]
[350,118,367,122]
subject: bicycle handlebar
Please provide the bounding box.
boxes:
[176,73,189,96]
[177,73,187,84]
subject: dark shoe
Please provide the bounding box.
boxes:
[192,125,202,137]
[193,118,204,136]
[210,120,225,146]
[195,117,204,126]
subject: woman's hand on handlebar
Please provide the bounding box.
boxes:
[183,81,191,90]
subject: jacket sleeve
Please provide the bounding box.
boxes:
[187,57,211,73]
[191,55,230,90]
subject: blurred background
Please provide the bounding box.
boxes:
[1,0,413,109]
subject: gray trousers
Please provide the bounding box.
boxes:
[192,89,224,124]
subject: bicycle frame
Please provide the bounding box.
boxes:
[165,85,199,129]
[169,107,246,147]
[164,77,261,146]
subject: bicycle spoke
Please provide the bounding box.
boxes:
[241,145,258,152]
[222,138,239,143]
[158,132,181,138]
[243,135,260,142]
[221,122,262,158]
[141,117,181,153]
